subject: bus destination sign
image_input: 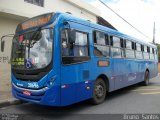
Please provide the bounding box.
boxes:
[21,13,53,30]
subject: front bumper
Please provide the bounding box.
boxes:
[12,83,61,106]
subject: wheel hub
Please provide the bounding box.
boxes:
[95,84,104,98]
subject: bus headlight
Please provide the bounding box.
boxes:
[46,76,56,87]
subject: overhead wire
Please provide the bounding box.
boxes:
[98,0,152,40]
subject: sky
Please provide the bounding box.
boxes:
[86,0,160,44]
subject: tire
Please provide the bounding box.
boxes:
[143,71,150,86]
[91,78,107,105]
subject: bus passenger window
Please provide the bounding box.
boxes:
[150,48,155,60]
[143,46,149,59]
[61,29,90,64]
[135,43,143,59]
[110,36,113,46]
[125,40,135,59]
[132,42,135,50]
[74,32,89,57]
[110,36,121,58]
[154,48,158,61]
[95,31,105,45]
[93,31,110,57]
[141,45,144,52]
[147,46,150,53]
[61,29,70,56]
[120,39,124,48]
[126,41,132,50]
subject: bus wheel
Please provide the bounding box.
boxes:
[143,71,149,86]
[91,78,107,105]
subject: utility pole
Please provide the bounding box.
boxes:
[153,22,155,44]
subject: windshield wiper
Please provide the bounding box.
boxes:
[27,27,42,58]
[31,27,42,41]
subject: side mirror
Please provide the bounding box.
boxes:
[68,29,76,43]
[1,40,5,52]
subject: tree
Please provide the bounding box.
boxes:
[157,44,160,62]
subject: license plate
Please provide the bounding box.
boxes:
[23,90,31,96]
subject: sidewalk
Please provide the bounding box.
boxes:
[0,91,22,108]
[0,64,22,107]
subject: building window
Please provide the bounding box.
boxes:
[24,0,44,7]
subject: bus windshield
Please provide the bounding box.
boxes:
[11,28,53,70]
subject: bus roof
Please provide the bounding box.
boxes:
[16,12,156,49]
[58,12,156,48]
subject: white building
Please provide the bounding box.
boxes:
[0,0,100,90]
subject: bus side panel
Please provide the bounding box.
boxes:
[149,61,158,78]
[137,61,145,83]
[60,23,114,106]
[60,23,94,106]
[60,63,94,106]
[113,58,127,90]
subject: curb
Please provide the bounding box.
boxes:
[0,98,25,108]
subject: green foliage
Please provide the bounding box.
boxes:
[157,44,160,62]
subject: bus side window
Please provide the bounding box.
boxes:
[110,36,121,58]
[147,46,150,53]
[93,31,110,57]
[74,32,89,57]
[125,40,135,59]
[155,48,158,61]
[135,43,143,59]
[131,42,135,50]
[141,45,144,52]
[120,39,125,57]
[106,34,109,45]
[61,29,90,64]
[61,29,69,56]
[110,36,113,46]
[150,48,155,60]
[143,46,149,59]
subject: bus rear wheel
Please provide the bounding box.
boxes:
[143,71,150,86]
[91,78,107,105]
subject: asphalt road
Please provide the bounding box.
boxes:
[0,75,160,120]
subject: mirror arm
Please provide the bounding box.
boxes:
[1,34,15,42]
[1,34,14,52]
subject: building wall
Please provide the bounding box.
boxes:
[0,0,99,22]
[0,15,22,67]
[0,15,23,92]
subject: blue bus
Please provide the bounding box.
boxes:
[1,12,158,106]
